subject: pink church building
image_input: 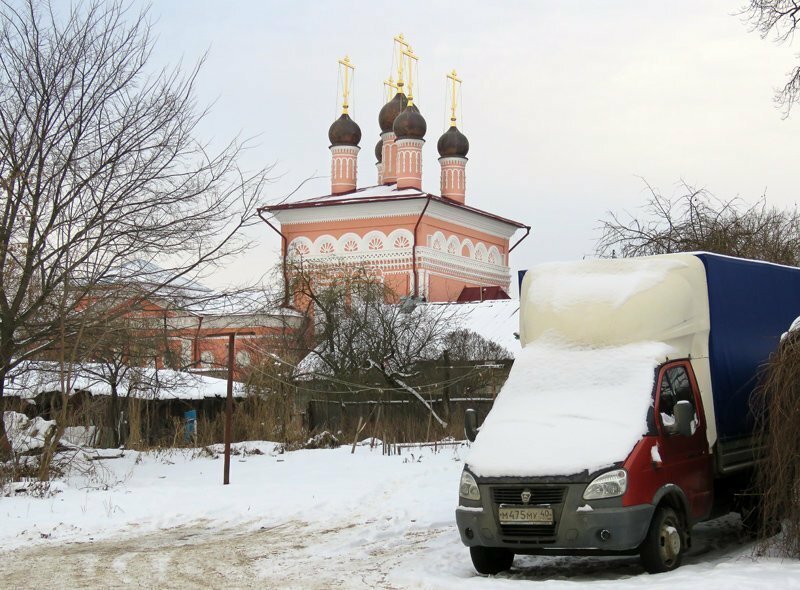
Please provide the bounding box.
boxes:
[260,50,529,304]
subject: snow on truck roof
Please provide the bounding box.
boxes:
[467,254,714,478]
[519,253,711,358]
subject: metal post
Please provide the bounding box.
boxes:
[224,333,235,485]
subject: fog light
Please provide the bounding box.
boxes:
[465,527,474,540]
[599,529,611,542]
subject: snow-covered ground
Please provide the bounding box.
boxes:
[1,442,799,589]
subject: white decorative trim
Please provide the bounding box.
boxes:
[487,245,502,266]
[425,200,520,239]
[461,238,475,257]
[288,236,313,258]
[423,268,511,291]
[296,250,413,266]
[362,230,386,251]
[313,234,337,254]
[417,246,511,283]
[387,228,413,249]
[337,232,361,253]
[292,229,505,266]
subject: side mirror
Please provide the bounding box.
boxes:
[464,409,478,442]
[673,400,694,437]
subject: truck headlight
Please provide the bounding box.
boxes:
[583,469,627,500]
[459,470,481,501]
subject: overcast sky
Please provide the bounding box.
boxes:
[136,1,800,290]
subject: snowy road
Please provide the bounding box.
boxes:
[2,443,799,589]
[0,510,794,589]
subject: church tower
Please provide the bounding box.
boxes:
[328,56,361,194]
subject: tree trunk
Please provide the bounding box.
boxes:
[110,382,120,448]
[0,374,11,460]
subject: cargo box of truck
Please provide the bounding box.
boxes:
[456,253,800,574]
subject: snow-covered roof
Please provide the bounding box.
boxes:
[260,184,528,230]
[428,299,520,356]
[291,184,424,205]
[5,361,246,401]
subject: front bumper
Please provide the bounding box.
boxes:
[456,482,654,553]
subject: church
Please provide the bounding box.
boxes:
[259,37,529,303]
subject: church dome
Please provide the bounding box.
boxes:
[437,126,469,158]
[328,113,361,146]
[378,92,409,133]
[393,104,426,140]
[375,139,383,163]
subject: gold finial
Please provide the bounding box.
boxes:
[446,69,462,127]
[337,55,355,114]
[401,45,418,105]
[393,34,410,91]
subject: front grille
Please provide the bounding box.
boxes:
[499,524,557,542]
[492,485,567,543]
[491,486,566,505]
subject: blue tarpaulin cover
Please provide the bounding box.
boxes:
[695,253,800,442]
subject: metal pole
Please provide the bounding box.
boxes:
[224,333,235,485]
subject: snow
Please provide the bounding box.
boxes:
[466,337,675,477]
[526,258,684,312]
[5,361,245,401]
[292,183,424,204]
[3,412,56,453]
[781,315,800,341]
[1,440,798,588]
[651,444,662,464]
[437,299,520,356]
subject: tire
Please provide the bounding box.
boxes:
[640,506,686,574]
[469,546,514,575]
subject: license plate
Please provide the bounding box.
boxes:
[498,505,554,525]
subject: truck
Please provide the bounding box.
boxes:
[456,253,800,574]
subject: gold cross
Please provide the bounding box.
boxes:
[447,70,462,127]
[401,45,419,104]
[393,34,410,90]
[338,55,355,114]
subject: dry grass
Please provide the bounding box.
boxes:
[753,330,800,556]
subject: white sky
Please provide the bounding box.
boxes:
[136,1,800,290]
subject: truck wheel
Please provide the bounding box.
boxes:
[640,507,685,574]
[469,546,514,575]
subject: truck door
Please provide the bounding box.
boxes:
[654,362,714,521]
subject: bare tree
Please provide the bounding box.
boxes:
[596,180,800,265]
[0,0,274,456]
[66,300,175,448]
[743,0,800,114]
[288,261,455,428]
[753,325,800,556]
[443,329,510,362]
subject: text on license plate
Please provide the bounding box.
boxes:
[498,505,554,525]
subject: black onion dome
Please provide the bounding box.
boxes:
[378,92,409,133]
[375,139,383,163]
[393,104,427,139]
[437,126,469,157]
[328,113,362,146]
